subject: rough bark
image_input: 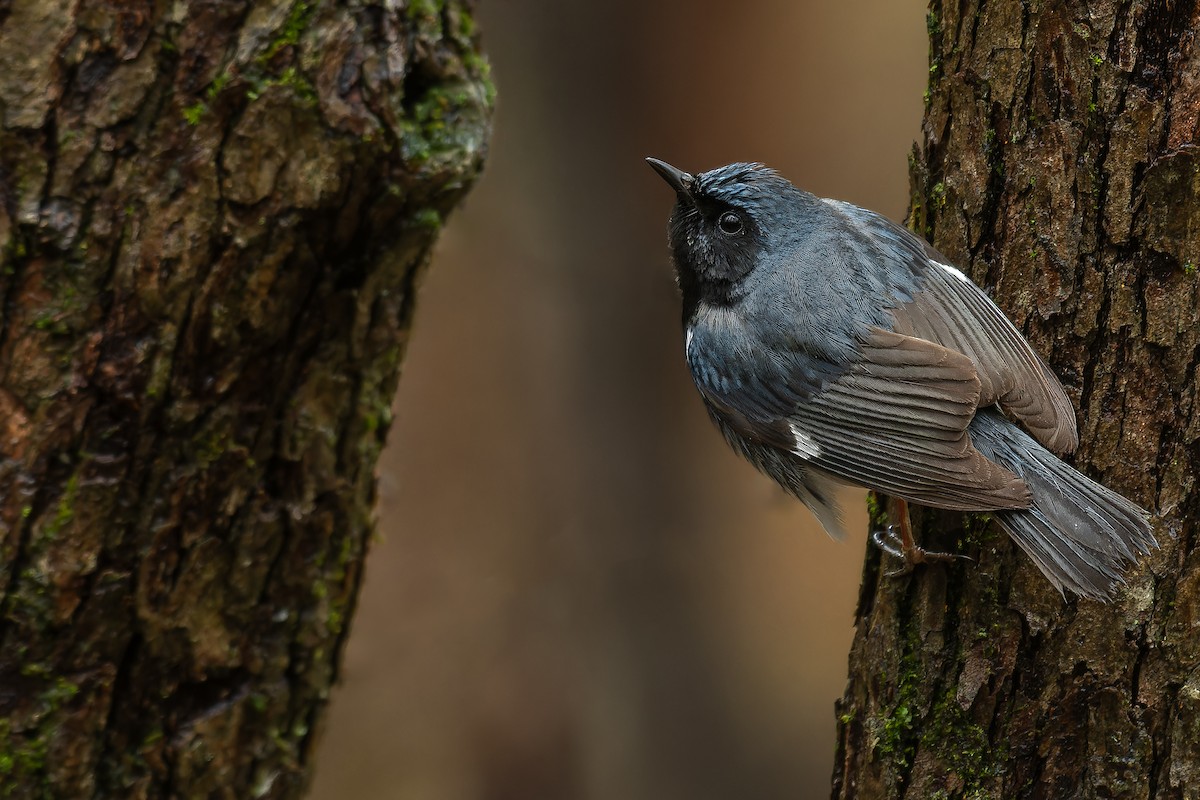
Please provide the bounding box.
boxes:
[0,1,491,797]
[834,2,1200,798]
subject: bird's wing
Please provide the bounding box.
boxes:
[891,260,1079,453]
[691,327,1033,511]
[830,201,1079,454]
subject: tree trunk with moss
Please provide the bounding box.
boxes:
[0,1,491,797]
[833,2,1200,798]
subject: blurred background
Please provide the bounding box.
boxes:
[312,1,926,797]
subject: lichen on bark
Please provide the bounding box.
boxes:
[0,1,492,797]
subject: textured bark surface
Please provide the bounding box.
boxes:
[0,1,491,797]
[834,2,1200,798]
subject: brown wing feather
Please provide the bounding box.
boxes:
[785,329,1032,511]
[892,254,1079,454]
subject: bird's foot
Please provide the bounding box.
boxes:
[870,525,972,577]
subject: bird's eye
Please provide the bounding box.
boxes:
[718,211,744,236]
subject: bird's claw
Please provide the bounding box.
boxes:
[871,524,972,578]
[870,525,905,559]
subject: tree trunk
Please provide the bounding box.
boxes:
[0,1,491,797]
[833,2,1200,798]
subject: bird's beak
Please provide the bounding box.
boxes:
[646,157,694,196]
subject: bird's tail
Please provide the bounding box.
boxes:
[968,409,1156,600]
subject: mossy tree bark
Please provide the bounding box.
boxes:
[0,1,491,797]
[834,2,1200,798]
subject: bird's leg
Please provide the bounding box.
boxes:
[870,497,972,577]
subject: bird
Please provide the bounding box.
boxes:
[646,157,1155,600]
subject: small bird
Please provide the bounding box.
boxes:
[646,157,1155,600]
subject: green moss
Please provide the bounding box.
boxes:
[145,347,173,400]
[263,1,314,62]
[407,0,444,37]
[462,51,497,106]
[409,0,443,16]
[931,182,947,209]
[245,0,319,106]
[182,101,206,126]
[42,472,80,540]
[246,66,317,105]
[959,512,994,548]
[0,231,25,278]
[399,85,476,165]
[337,533,355,569]
[0,672,80,798]
[403,90,453,163]
[454,6,477,39]
[6,568,53,627]
[30,266,86,334]
[865,491,888,527]
[920,687,1005,794]
[872,573,1006,792]
[908,150,932,238]
[0,718,50,798]
[876,622,922,771]
[269,727,294,755]
[195,428,228,467]
[276,67,316,103]
[1184,260,1196,277]
[31,314,67,335]
[925,9,942,94]
[880,702,914,767]
[409,208,442,230]
[41,676,79,708]
[206,71,232,100]
[362,5,493,173]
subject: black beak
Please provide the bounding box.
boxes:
[646,157,694,195]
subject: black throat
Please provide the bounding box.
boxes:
[668,200,759,322]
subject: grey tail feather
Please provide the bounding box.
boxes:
[969,409,1156,601]
[800,469,850,541]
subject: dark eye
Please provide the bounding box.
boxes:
[718,211,744,236]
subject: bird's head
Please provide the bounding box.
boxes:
[646,158,807,312]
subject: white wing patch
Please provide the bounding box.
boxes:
[789,423,821,459]
[933,260,973,284]
[685,327,694,356]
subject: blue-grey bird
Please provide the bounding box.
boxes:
[646,158,1155,600]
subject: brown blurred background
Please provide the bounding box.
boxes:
[311,2,926,798]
